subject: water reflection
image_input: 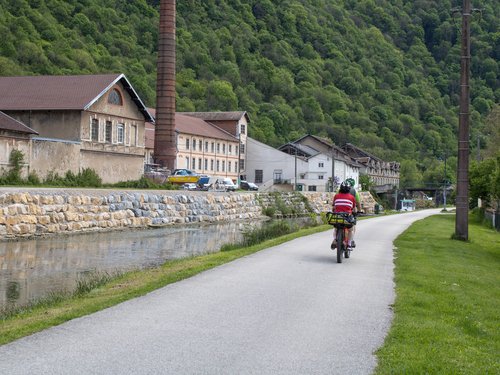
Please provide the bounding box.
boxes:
[0,217,318,310]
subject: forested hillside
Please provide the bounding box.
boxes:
[0,0,498,187]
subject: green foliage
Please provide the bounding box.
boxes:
[470,155,500,208]
[221,220,297,251]
[376,215,500,373]
[0,149,25,184]
[0,0,498,188]
[110,177,178,190]
[359,174,373,191]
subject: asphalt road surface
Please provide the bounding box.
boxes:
[0,209,442,375]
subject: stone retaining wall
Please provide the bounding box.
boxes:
[0,189,334,240]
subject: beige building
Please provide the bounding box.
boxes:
[0,74,153,183]
[146,111,248,182]
[178,112,250,180]
[342,143,400,192]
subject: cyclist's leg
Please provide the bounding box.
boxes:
[331,228,337,249]
[349,224,356,247]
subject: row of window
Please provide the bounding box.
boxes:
[90,118,137,146]
[184,138,245,155]
[185,157,245,173]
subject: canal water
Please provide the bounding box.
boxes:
[0,218,318,311]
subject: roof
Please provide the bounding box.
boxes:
[278,142,320,158]
[342,143,383,162]
[145,109,239,148]
[176,114,238,141]
[0,111,38,134]
[178,111,249,122]
[0,74,154,122]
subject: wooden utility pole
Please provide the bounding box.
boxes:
[455,0,472,240]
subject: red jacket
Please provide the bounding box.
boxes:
[332,192,356,213]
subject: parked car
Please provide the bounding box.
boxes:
[182,183,198,190]
[215,177,237,192]
[240,181,258,191]
[167,169,199,184]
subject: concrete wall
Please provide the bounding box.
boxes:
[5,110,82,141]
[0,188,334,240]
[30,138,81,178]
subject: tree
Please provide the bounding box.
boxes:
[206,80,238,111]
[469,158,497,208]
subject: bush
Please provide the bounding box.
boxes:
[77,168,102,187]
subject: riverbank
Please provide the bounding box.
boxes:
[0,223,330,345]
[0,188,332,240]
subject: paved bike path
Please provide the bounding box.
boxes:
[0,209,442,374]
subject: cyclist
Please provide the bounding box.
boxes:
[344,178,361,248]
[331,181,356,249]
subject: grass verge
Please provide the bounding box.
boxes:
[375,214,500,374]
[0,223,330,346]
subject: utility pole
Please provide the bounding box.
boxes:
[443,154,447,212]
[455,0,472,240]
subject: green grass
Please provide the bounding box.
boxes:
[375,215,500,374]
[0,223,330,345]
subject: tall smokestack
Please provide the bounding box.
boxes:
[154,0,177,170]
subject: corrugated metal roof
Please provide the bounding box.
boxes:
[178,111,248,122]
[0,111,38,134]
[0,74,154,122]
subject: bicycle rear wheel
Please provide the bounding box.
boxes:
[336,228,343,263]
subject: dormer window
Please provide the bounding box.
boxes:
[108,89,123,105]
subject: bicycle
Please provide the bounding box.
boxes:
[326,212,354,263]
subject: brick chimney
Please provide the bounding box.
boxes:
[154,0,177,170]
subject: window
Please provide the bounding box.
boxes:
[216,160,220,172]
[318,175,324,180]
[108,89,122,105]
[216,143,220,153]
[255,169,263,183]
[186,138,190,150]
[192,139,196,151]
[222,144,226,154]
[91,119,99,141]
[239,159,245,170]
[204,158,208,170]
[211,142,214,153]
[240,124,246,135]
[222,161,225,172]
[319,162,324,168]
[117,124,124,144]
[199,140,202,150]
[205,141,209,152]
[210,159,214,171]
[308,186,317,192]
[198,158,202,170]
[193,158,196,170]
[228,161,232,173]
[236,146,239,155]
[105,121,112,143]
[240,143,245,154]
[229,145,232,154]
